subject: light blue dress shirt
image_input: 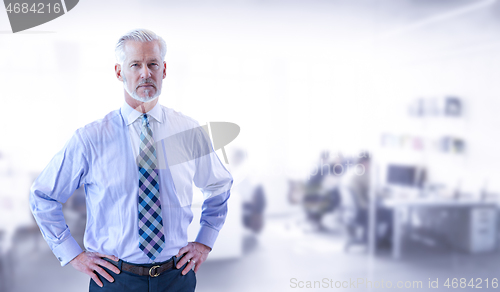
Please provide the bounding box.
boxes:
[30,102,233,266]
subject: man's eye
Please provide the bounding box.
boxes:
[131,64,138,67]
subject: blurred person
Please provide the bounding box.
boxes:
[342,155,392,246]
[242,185,266,234]
[229,149,266,235]
[302,151,342,231]
[29,29,233,292]
[345,156,370,211]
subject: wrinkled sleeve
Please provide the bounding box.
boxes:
[192,126,233,249]
[29,129,89,266]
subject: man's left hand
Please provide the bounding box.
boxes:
[175,242,211,275]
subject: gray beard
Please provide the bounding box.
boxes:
[123,77,161,103]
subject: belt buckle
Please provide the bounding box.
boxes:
[149,265,161,277]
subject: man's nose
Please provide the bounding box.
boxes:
[140,65,151,78]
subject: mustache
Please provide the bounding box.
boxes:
[136,78,157,89]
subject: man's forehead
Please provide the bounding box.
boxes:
[123,40,162,60]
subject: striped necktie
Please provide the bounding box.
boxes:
[137,114,165,261]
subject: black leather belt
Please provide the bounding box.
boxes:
[106,258,175,278]
[123,261,174,277]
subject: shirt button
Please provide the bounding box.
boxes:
[58,257,63,261]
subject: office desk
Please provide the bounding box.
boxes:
[379,199,497,259]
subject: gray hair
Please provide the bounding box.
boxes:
[115,29,167,65]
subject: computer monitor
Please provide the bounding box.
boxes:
[387,164,417,187]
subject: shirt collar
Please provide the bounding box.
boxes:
[120,101,163,126]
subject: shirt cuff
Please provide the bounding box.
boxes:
[195,225,219,250]
[52,236,84,266]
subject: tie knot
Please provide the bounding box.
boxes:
[142,114,149,127]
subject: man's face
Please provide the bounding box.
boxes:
[117,40,166,103]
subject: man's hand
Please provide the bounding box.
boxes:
[175,242,211,275]
[69,251,121,287]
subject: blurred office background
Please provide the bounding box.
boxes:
[2,0,500,291]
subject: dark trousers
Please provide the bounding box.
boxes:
[89,257,196,292]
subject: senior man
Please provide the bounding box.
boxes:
[30,29,233,292]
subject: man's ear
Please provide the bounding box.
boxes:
[115,63,123,81]
[162,61,167,79]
